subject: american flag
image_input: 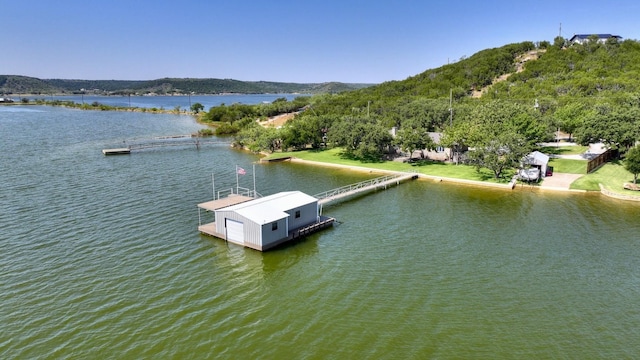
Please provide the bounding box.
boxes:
[237,167,246,175]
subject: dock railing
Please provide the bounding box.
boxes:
[216,187,262,200]
[313,173,415,202]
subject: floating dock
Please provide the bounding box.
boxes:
[102,134,230,155]
[102,148,131,155]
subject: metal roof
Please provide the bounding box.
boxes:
[219,191,318,224]
[570,34,621,40]
[524,151,549,166]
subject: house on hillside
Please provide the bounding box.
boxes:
[569,34,622,45]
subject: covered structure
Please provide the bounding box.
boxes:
[520,151,550,181]
[197,191,334,251]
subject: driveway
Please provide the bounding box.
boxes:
[539,173,583,190]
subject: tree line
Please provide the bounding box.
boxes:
[0,75,372,96]
[197,36,640,180]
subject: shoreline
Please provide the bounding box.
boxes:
[285,157,640,201]
[288,157,521,191]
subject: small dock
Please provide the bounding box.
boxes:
[315,173,418,205]
[102,148,131,155]
[102,134,230,155]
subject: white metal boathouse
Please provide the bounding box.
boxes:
[198,191,334,251]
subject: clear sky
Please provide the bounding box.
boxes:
[3,0,640,83]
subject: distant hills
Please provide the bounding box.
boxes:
[0,75,374,96]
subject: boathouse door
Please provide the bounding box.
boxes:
[226,219,245,244]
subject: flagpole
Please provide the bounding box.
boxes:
[212,173,216,200]
[235,165,239,194]
[253,163,256,197]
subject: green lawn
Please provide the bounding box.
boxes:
[548,158,587,174]
[539,145,588,156]
[266,148,513,183]
[571,161,639,194]
[266,148,640,197]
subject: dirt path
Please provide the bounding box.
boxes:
[471,49,545,98]
[258,112,297,128]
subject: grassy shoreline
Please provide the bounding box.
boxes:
[264,148,640,201]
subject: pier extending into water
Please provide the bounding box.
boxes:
[103,134,230,155]
[315,172,418,205]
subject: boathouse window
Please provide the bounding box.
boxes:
[272,222,278,231]
[295,210,301,218]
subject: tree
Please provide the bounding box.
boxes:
[191,102,204,113]
[330,117,393,160]
[625,146,640,184]
[466,130,530,179]
[452,101,535,178]
[394,125,436,160]
[576,103,640,151]
[281,114,333,151]
[553,102,588,141]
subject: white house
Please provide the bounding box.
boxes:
[198,191,333,251]
[569,34,622,45]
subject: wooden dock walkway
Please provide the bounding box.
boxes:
[315,173,418,205]
[103,134,230,155]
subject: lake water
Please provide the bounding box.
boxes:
[2,104,640,359]
[23,94,304,111]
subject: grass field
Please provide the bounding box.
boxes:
[571,161,638,194]
[265,148,640,198]
[548,158,587,174]
[267,148,513,183]
[539,145,588,156]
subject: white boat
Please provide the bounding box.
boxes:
[518,168,540,182]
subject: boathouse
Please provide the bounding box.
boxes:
[198,191,334,251]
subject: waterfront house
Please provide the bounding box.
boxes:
[198,191,333,251]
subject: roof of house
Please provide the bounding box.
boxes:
[569,34,622,41]
[524,151,549,166]
[219,191,318,224]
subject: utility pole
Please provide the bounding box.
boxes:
[449,88,453,127]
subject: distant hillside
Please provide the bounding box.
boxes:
[309,37,640,115]
[0,75,373,95]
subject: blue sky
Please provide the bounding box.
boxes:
[3,0,640,83]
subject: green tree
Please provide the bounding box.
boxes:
[281,114,333,151]
[454,101,535,178]
[330,117,393,160]
[576,103,640,151]
[466,129,529,179]
[553,102,588,141]
[191,102,204,113]
[393,121,436,159]
[624,145,640,184]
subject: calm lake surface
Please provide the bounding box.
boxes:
[24,94,304,110]
[2,105,640,359]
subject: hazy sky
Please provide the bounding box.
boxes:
[3,0,640,83]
